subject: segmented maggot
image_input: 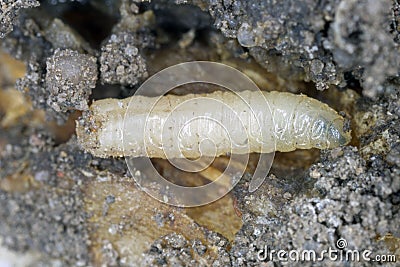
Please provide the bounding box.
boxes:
[76,90,351,158]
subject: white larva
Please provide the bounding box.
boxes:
[76,90,351,158]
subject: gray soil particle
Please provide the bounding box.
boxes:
[45,48,98,112]
[142,233,197,266]
[43,18,94,53]
[142,231,231,266]
[0,0,40,38]
[99,32,148,86]
[16,59,71,124]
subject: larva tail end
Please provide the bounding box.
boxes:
[75,112,102,157]
[327,118,352,148]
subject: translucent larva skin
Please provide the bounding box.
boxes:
[76,91,351,158]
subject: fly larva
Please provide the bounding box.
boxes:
[76,90,351,158]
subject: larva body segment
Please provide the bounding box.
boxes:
[76,91,351,158]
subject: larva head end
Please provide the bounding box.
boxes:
[326,119,352,148]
